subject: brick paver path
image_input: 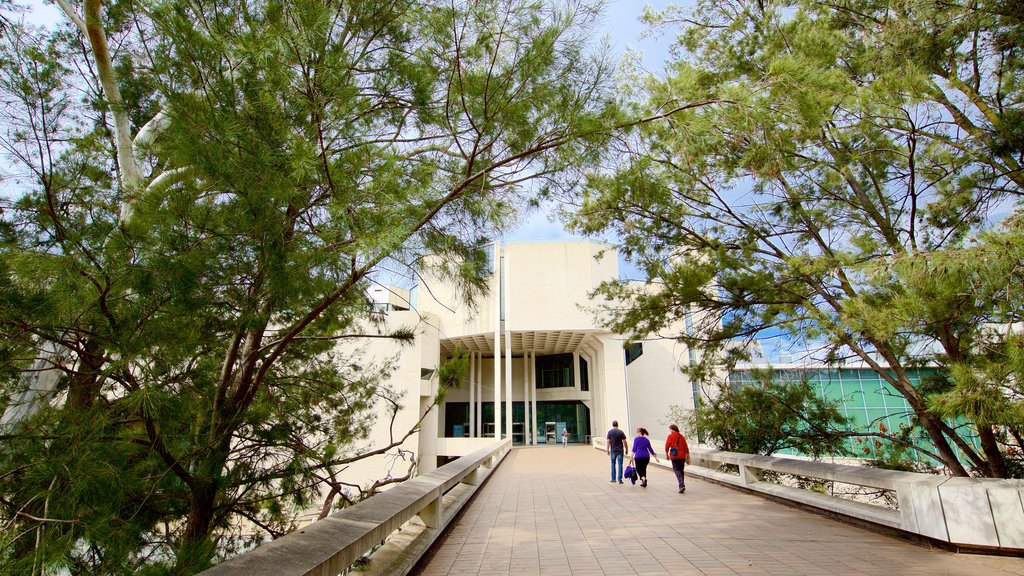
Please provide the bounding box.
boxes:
[415,446,1024,576]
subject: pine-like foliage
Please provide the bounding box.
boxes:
[569,0,1023,477]
[0,0,617,573]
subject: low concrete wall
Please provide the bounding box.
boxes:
[435,436,504,457]
[593,441,1024,555]
[201,439,512,576]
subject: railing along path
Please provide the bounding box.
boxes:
[594,437,1024,555]
[201,439,511,576]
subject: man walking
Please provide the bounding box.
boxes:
[606,420,628,483]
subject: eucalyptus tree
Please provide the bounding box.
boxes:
[0,0,617,572]
[569,0,1022,476]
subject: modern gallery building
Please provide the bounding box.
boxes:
[342,239,971,490]
[344,239,696,482]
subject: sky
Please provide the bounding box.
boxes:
[503,0,676,248]
[21,0,60,26]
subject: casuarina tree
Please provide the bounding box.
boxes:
[0,0,618,572]
[568,0,1023,477]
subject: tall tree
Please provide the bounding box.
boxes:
[908,216,1024,476]
[0,0,617,573]
[568,0,1022,477]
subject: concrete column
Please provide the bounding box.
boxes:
[572,351,581,389]
[740,464,764,487]
[461,467,484,486]
[531,351,538,446]
[592,341,607,437]
[601,338,629,434]
[493,242,501,439]
[469,352,476,438]
[476,352,482,436]
[419,495,442,529]
[523,352,530,444]
[503,248,513,442]
[419,395,438,474]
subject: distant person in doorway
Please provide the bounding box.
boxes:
[606,420,628,483]
[561,427,569,447]
[665,424,691,493]
[630,427,659,487]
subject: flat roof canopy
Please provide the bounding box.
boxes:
[441,330,597,356]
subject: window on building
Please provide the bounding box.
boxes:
[484,244,496,275]
[535,353,574,388]
[443,402,470,437]
[579,356,589,392]
[625,342,643,365]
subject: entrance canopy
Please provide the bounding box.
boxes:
[441,330,593,356]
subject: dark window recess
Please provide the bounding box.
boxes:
[535,353,574,388]
[579,356,589,392]
[443,402,471,437]
[625,342,643,366]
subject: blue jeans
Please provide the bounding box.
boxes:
[610,452,624,481]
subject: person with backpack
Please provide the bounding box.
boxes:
[665,424,691,493]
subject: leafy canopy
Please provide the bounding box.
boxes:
[569,0,1023,476]
[0,0,619,573]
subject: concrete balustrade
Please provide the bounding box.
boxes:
[200,439,511,576]
[592,438,1024,554]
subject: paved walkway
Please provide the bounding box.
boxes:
[415,446,1024,576]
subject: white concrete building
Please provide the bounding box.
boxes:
[347,239,696,482]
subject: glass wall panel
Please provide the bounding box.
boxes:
[728,366,981,461]
[442,400,590,444]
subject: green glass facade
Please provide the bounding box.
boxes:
[728,367,980,461]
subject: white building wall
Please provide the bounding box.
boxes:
[416,240,617,337]
[505,241,617,332]
[413,256,496,339]
[597,336,629,435]
[416,315,442,472]
[332,310,441,490]
[625,338,693,435]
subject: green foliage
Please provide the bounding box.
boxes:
[0,0,617,572]
[571,0,1023,477]
[672,373,851,458]
[854,421,934,474]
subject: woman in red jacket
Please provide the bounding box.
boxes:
[665,424,691,493]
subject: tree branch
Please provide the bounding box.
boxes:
[83,0,142,195]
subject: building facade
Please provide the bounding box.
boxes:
[347,239,696,482]
[727,364,981,462]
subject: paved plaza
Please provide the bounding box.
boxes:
[414,446,1024,576]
